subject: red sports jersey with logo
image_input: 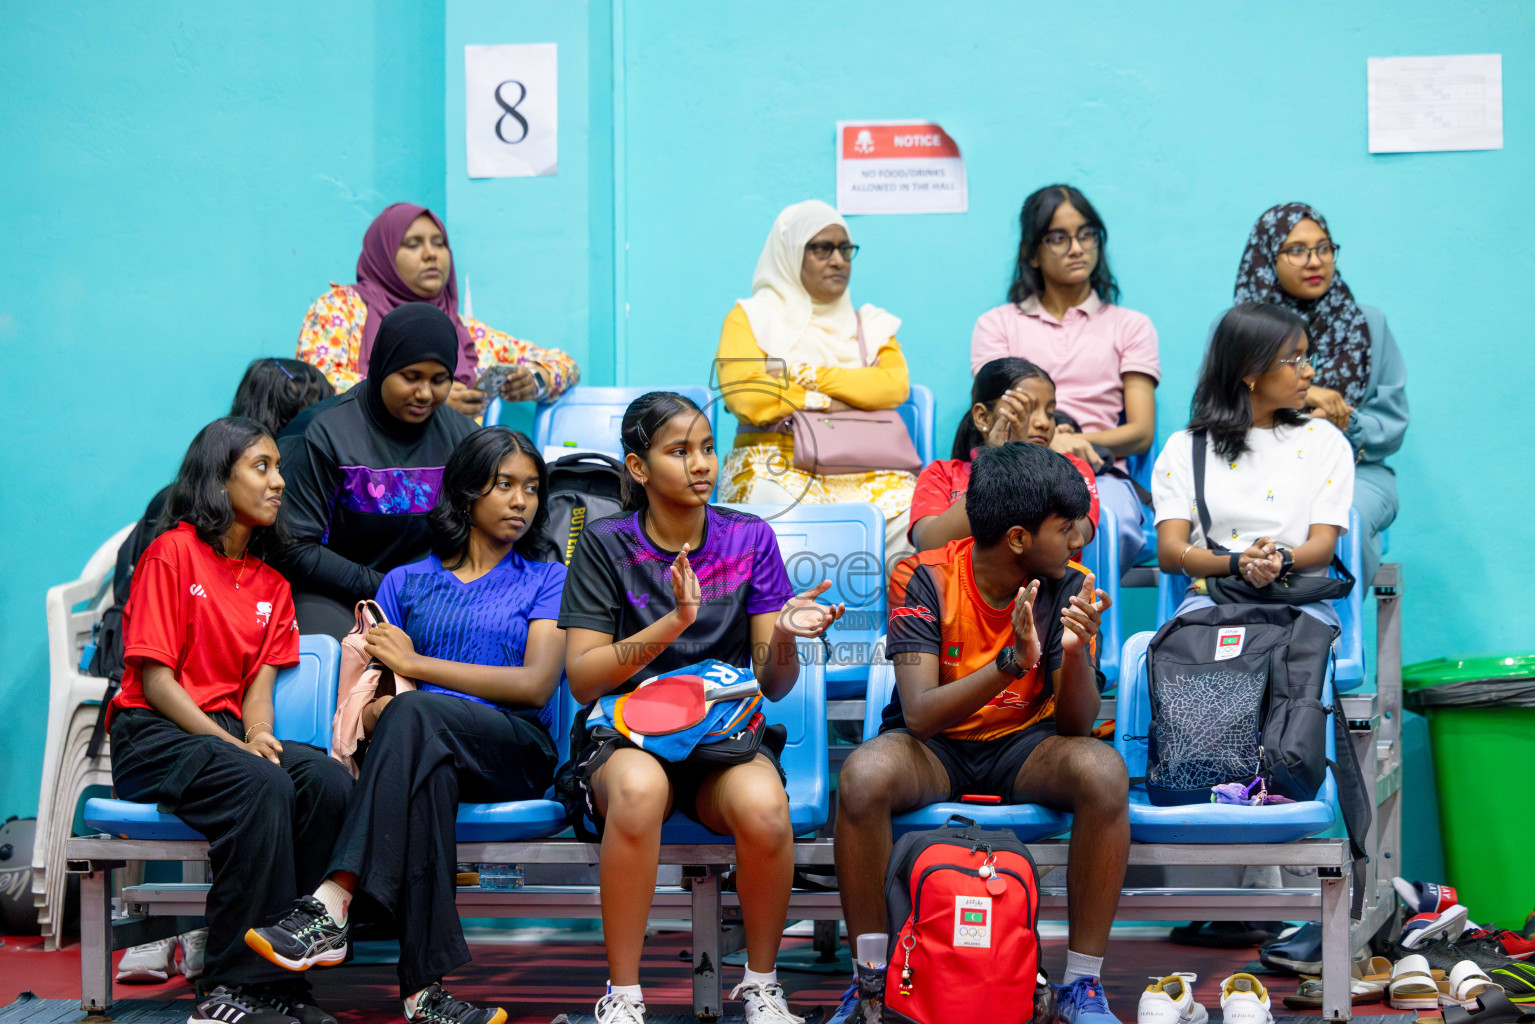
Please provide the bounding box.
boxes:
[886,537,1091,742]
[108,522,300,726]
[909,452,1099,537]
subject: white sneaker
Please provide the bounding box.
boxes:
[1139,973,1208,1024]
[730,981,805,1023]
[595,992,647,1023]
[1220,974,1273,1024]
[178,928,208,980]
[116,937,177,983]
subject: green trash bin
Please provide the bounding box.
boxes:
[1404,655,1535,929]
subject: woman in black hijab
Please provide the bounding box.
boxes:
[275,303,478,637]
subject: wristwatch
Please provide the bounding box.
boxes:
[1228,552,1242,578]
[1276,546,1295,579]
[995,644,1027,680]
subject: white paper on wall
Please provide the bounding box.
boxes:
[1367,54,1502,154]
[836,121,967,215]
[465,43,557,177]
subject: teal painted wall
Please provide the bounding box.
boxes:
[6,0,1533,824]
[0,2,446,818]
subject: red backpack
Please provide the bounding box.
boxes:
[883,817,1044,1024]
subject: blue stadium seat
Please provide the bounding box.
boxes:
[1153,508,1365,689]
[533,385,719,455]
[85,634,343,841]
[860,657,1072,840]
[895,384,936,466]
[1123,450,1159,569]
[1114,631,1339,843]
[1078,503,1123,688]
[564,642,830,844]
[454,683,574,842]
[724,502,886,701]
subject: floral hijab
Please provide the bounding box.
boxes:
[1234,203,1371,406]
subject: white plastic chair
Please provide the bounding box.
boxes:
[32,523,134,949]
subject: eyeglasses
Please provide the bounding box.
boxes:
[1276,352,1316,372]
[1277,243,1340,267]
[1041,227,1100,256]
[805,241,859,261]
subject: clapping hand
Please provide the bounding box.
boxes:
[776,580,846,638]
[1061,571,1111,653]
[1009,580,1044,674]
[670,545,703,626]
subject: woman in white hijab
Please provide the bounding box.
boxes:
[716,200,917,565]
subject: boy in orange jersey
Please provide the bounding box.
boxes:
[832,442,1130,1024]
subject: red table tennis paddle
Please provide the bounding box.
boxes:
[623,675,761,736]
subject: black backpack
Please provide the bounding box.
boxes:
[541,452,626,565]
[1145,603,1336,805]
[1145,602,1374,914]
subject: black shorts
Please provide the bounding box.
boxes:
[567,714,787,832]
[911,721,1059,802]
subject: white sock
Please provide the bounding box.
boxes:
[403,987,429,1019]
[312,878,352,927]
[1063,949,1104,986]
[606,982,644,1004]
[741,966,779,989]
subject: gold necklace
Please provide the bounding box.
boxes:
[230,552,249,589]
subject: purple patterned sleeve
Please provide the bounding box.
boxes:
[745,519,793,615]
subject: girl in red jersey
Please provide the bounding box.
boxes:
[106,417,353,1024]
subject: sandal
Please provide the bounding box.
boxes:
[1445,988,1535,1024]
[1360,956,1394,984]
[1283,975,1386,1009]
[1394,954,1443,1010]
[1445,961,1506,1010]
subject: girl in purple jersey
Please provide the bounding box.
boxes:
[558,392,843,1024]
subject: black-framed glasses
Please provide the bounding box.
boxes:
[1041,226,1100,256]
[1276,352,1316,372]
[1277,243,1340,267]
[805,241,859,261]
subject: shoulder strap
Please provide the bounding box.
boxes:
[1191,429,1217,550]
[853,310,869,367]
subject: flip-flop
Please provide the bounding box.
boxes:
[1361,956,1394,983]
[1445,988,1535,1024]
[1394,954,1444,1010]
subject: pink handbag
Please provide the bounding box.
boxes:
[789,314,921,476]
[329,599,416,777]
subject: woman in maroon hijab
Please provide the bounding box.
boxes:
[296,203,579,418]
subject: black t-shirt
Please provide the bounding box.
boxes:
[558,505,793,693]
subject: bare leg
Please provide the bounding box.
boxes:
[590,749,674,986]
[1011,735,1129,956]
[833,732,953,940]
[694,754,795,973]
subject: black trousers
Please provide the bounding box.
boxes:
[327,689,557,995]
[109,708,354,988]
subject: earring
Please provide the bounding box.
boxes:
[1247,380,1255,392]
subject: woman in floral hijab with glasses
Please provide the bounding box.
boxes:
[1232,202,1408,585]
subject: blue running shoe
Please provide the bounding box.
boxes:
[1057,976,1123,1024]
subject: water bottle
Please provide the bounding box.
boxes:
[477,863,525,890]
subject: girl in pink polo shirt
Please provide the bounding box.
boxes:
[971,185,1160,576]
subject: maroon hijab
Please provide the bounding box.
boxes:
[353,203,478,385]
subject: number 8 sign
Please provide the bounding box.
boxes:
[465,43,558,178]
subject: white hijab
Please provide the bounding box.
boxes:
[737,199,901,370]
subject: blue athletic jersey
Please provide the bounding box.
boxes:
[374,550,566,732]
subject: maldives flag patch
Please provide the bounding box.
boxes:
[945,643,963,660]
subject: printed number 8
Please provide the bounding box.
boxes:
[495,80,529,144]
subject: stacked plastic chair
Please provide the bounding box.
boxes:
[33,523,134,949]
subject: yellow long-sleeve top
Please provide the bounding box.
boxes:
[715,305,911,427]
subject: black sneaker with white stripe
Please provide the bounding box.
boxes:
[188,985,299,1024]
[246,980,338,1024]
[245,896,348,971]
[406,984,507,1024]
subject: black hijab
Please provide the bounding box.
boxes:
[361,302,461,440]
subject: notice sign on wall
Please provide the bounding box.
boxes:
[465,43,557,178]
[836,121,967,215]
